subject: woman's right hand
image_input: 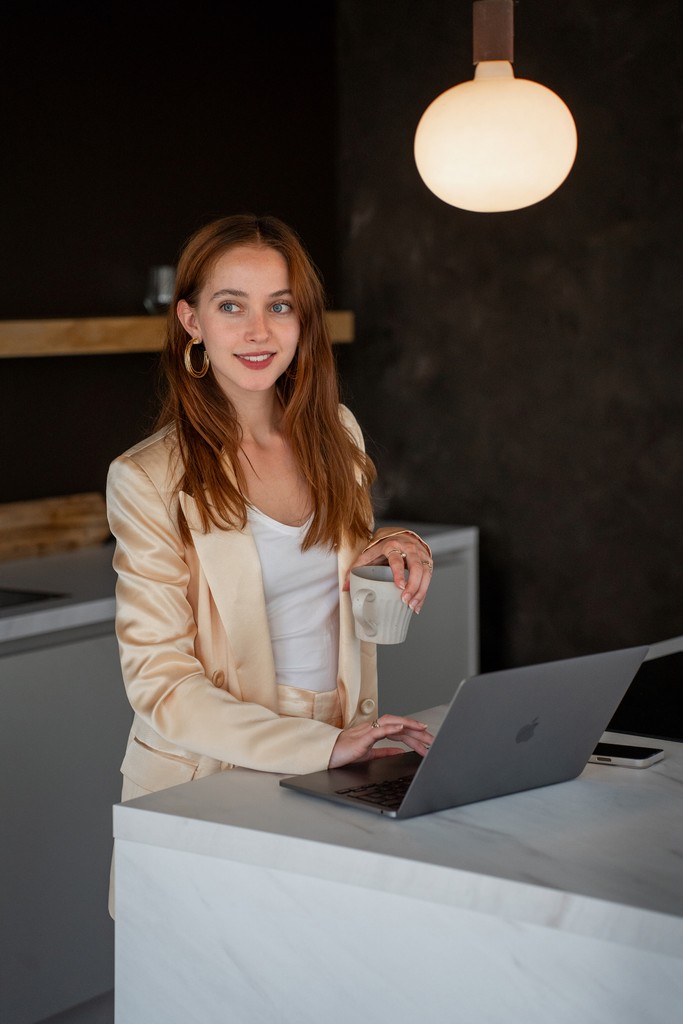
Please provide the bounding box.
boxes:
[329,714,433,769]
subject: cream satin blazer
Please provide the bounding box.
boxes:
[106,405,416,797]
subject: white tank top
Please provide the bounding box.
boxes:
[247,506,339,692]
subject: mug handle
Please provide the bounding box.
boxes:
[352,588,378,637]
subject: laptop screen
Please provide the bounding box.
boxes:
[608,651,683,742]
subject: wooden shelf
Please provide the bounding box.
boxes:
[0,311,355,358]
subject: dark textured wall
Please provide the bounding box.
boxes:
[0,5,337,320]
[335,0,683,670]
[1,4,337,502]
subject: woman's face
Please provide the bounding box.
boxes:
[177,244,300,405]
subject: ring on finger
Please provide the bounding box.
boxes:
[372,718,381,728]
[421,559,433,572]
[387,547,407,560]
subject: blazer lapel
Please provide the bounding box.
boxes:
[179,491,278,709]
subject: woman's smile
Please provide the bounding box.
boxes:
[235,351,276,367]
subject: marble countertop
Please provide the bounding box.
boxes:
[114,702,683,961]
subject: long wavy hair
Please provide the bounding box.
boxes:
[156,213,376,550]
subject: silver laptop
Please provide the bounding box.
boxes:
[279,645,649,818]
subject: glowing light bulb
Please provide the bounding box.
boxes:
[414,60,577,213]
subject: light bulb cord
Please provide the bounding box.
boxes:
[473,0,514,65]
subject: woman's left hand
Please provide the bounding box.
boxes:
[343,531,434,614]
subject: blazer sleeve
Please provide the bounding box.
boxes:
[106,452,341,776]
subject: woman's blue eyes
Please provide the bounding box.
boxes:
[218,301,292,314]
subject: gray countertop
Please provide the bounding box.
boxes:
[0,521,477,646]
[0,542,117,644]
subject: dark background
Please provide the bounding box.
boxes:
[0,3,338,499]
[2,1,682,672]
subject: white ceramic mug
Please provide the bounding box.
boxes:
[349,565,413,644]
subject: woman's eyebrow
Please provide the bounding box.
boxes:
[210,288,247,300]
[209,287,293,301]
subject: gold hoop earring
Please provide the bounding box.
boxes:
[184,338,209,379]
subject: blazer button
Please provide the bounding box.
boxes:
[360,698,376,715]
[212,671,225,688]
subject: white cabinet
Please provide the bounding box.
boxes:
[0,624,132,1024]
[375,522,479,716]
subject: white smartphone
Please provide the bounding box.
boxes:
[589,741,665,768]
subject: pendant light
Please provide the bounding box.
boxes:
[413,0,578,213]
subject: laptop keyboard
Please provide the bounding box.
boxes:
[335,774,414,810]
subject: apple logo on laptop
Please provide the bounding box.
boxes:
[516,716,539,744]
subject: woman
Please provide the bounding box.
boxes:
[106,213,434,813]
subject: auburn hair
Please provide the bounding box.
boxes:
[155,213,376,550]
